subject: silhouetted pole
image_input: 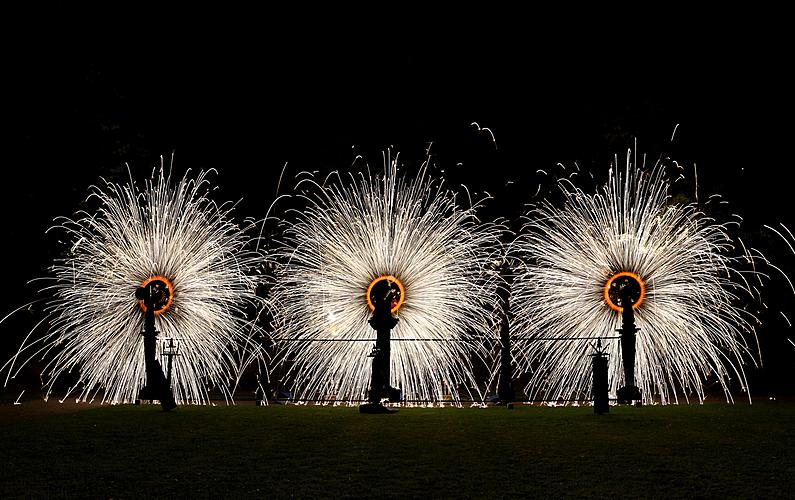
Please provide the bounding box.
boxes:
[164,338,179,390]
[620,302,637,388]
[591,339,609,414]
[497,264,514,404]
[617,287,641,404]
[360,283,400,414]
[136,286,177,411]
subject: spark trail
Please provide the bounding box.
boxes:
[2,161,264,404]
[270,153,502,404]
[511,151,760,404]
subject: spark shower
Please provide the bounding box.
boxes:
[510,152,761,404]
[269,154,502,404]
[1,149,774,407]
[2,164,264,404]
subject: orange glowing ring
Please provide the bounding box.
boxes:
[138,275,174,316]
[366,275,405,313]
[603,271,645,312]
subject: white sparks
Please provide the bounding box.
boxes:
[270,153,502,404]
[2,160,265,404]
[511,151,759,405]
[470,121,497,149]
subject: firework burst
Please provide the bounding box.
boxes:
[270,154,502,404]
[2,161,264,404]
[511,151,760,404]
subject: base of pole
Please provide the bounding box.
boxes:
[617,385,642,404]
[161,399,177,412]
[359,403,398,414]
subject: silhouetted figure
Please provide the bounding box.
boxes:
[591,339,609,414]
[135,283,177,411]
[497,263,514,404]
[360,280,401,414]
[617,287,642,404]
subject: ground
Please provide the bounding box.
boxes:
[2,400,794,498]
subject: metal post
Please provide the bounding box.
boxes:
[617,288,641,404]
[164,338,178,389]
[136,285,177,411]
[591,339,609,414]
[497,264,514,404]
[360,282,400,414]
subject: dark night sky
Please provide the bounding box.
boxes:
[2,18,793,395]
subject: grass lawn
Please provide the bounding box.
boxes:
[2,402,794,498]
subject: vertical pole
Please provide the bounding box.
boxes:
[372,322,392,404]
[497,263,514,404]
[166,338,175,389]
[136,286,177,411]
[361,286,399,413]
[620,307,637,389]
[591,339,609,414]
[617,288,641,404]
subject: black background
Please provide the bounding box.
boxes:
[2,16,793,398]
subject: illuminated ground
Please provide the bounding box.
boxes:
[1,401,794,497]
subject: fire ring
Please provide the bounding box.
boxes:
[366,275,405,313]
[604,271,645,312]
[138,275,174,315]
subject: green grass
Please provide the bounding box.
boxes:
[2,403,794,498]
